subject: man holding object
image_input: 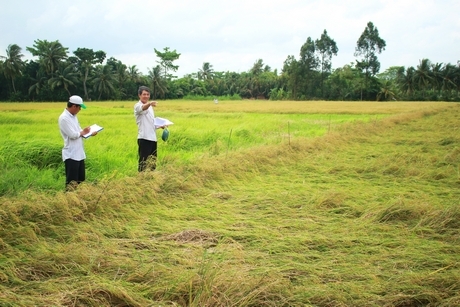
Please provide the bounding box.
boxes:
[134,86,164,172]
[58,95,97,190]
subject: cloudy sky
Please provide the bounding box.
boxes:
[1,0,458,77]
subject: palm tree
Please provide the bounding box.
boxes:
[48,63,79,96]
[430,62,443,94]
[189,78,206,96]
[397,66,416,98]
[454,62,460,98]
[148,65,167,99]
[198,62,214,80]
[91,64,116,100]
[440,63,457,99]
[114,61,128,95]
[28,72,47,97]
[223,71,240,96]
[248,59,266,98]
[377,80,396,101]
[127,65,141,83]
[0,44,24,93]
[211,74,225,96]
[414,59,432,97]
[250,59,264,76]
[26,39,68,77]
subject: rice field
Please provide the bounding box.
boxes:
[0,100,458,306]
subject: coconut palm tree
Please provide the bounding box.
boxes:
[91,64,116,100]
[28,73,47,97]
[0,44,24,93]
[414,59,432,97]
[114,61,128,93]
[430,62,443,94]
[248,59,267,98]
[377,80,397,101]
[48,63,79,96]
[397,66,416,98]
[198,62,214,80]
[148,65,167,99]
[250,59,264,76]
[454,62,460,98]
[26,39,68,77]
[127,65,141,83]
[439,63,457,99]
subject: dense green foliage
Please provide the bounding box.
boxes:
[1,21,459,103]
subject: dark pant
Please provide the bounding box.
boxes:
[138,139,157,172]
[64,159,85,190]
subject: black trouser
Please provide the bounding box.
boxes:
[64,159,85,189]
[138,139,157,172]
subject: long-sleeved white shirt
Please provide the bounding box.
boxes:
[134,101,157,141]
[58,109,86,161]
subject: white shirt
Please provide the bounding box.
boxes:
[134,100,157,141]
[58,108,86,161]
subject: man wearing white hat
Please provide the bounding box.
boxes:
[58,95,97,190]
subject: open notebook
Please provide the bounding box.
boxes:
[154,117,174,128]
[82,124,103,138]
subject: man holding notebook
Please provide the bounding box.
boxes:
[58,95,98,190]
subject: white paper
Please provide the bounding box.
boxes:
[154,117,174,128]
[83,124,104,138]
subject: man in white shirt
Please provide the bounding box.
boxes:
[58,95,97,190]
[134,86,162,172]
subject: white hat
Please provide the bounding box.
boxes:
[69,95,87,109]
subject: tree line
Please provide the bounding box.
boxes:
[1,21,459,102]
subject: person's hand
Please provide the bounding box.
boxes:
[91,131,98,136]
[81,126,91,136]
[150,101,158,107]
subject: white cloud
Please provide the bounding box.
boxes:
[1,0,458,77]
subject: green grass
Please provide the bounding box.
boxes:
[0,100,458,306]
[0,100,391,196]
